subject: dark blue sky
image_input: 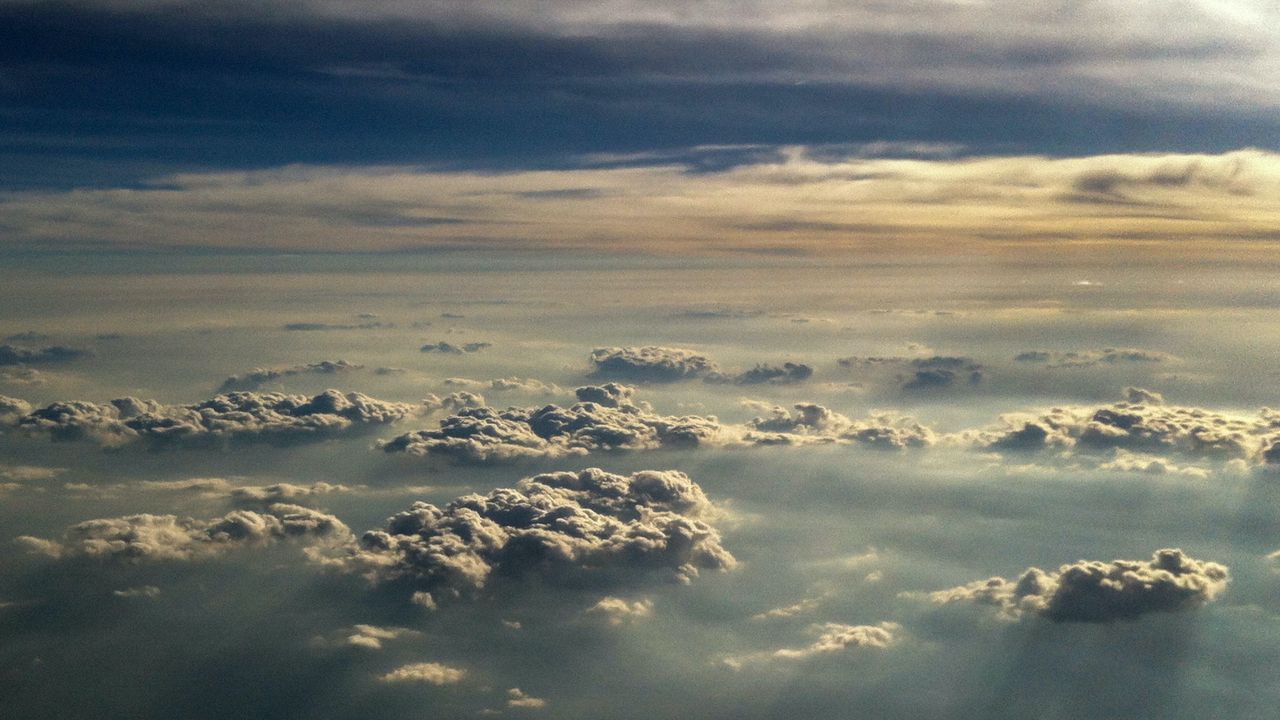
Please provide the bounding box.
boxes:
[3,0,1278,189]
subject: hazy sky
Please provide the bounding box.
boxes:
[3,2,1280,719]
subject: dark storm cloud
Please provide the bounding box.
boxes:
[1013,348,1176,368]
[217,359,363,392]
[930,549,1229,622]
[3,0,1278,188]
[9,389,418,448]
[17,503,351,561]
[589,347,719,383]
[331,468,735,606]
[0,344,92,366]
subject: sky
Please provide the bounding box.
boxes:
[3,2,1280,719]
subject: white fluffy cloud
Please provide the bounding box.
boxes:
[378,662,466,685]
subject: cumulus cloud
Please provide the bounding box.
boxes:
[0,395,32,424]
[421,342,491,354]
[969,390,1280,466]
[506,688,547,709]
[1014,348,1176,368]
[384,389,935,463]
[217,360,363,392]
[421,391,487,415]
[838,355,984,391]
[0,344,91,366]
[341,624,420,650]
[752,596,823,621]
[379,387,730,463]
[589,346,719,383]
[229,482,354,508]
[745,403,934,449]
[443,377,562,396]
[930,549,1229,623]
[332,468,735,605]
[10,389,418,448]
[378,662,466,685]
[715,362,814,385]
[17,503,351,562]
[585,596,653,625]
[725,621,900,668]
[112,585,161,599]
[1096,450,1210,479]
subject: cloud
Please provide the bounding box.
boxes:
[384,389,936,463]
[745,403,935,449]
[341,624,420,651]
[421,392,487,415]
[0,395,32,424]
[585,596,653,625]
[930,549,1229,622]
[752,597,823,621]
[571,383,637,409]
[217,360,363,392]
[0,344,91,366]
[421,342,491,354]
[378,662,466,685]
[282,321,394,331]
[112,586,161,599]
[0,367,49,386]
[506,688,547,709]
[1013,348,1176,368]
[589,346,719,383]
[4,332,51,342]
[725,621,900,668]
[771,622,901,659]
[379,387,730,464]
[10,389,419,448]
[9,150,1280,257]
[838,355,984,392]
[0,465,63,482]
[1096,450,1210,479]
[969,390,1280,465]
[716,362,814,386]
[17,503,351,562]
[229,482,354,508]
[443,377,562,396]
[333,468,735,605]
